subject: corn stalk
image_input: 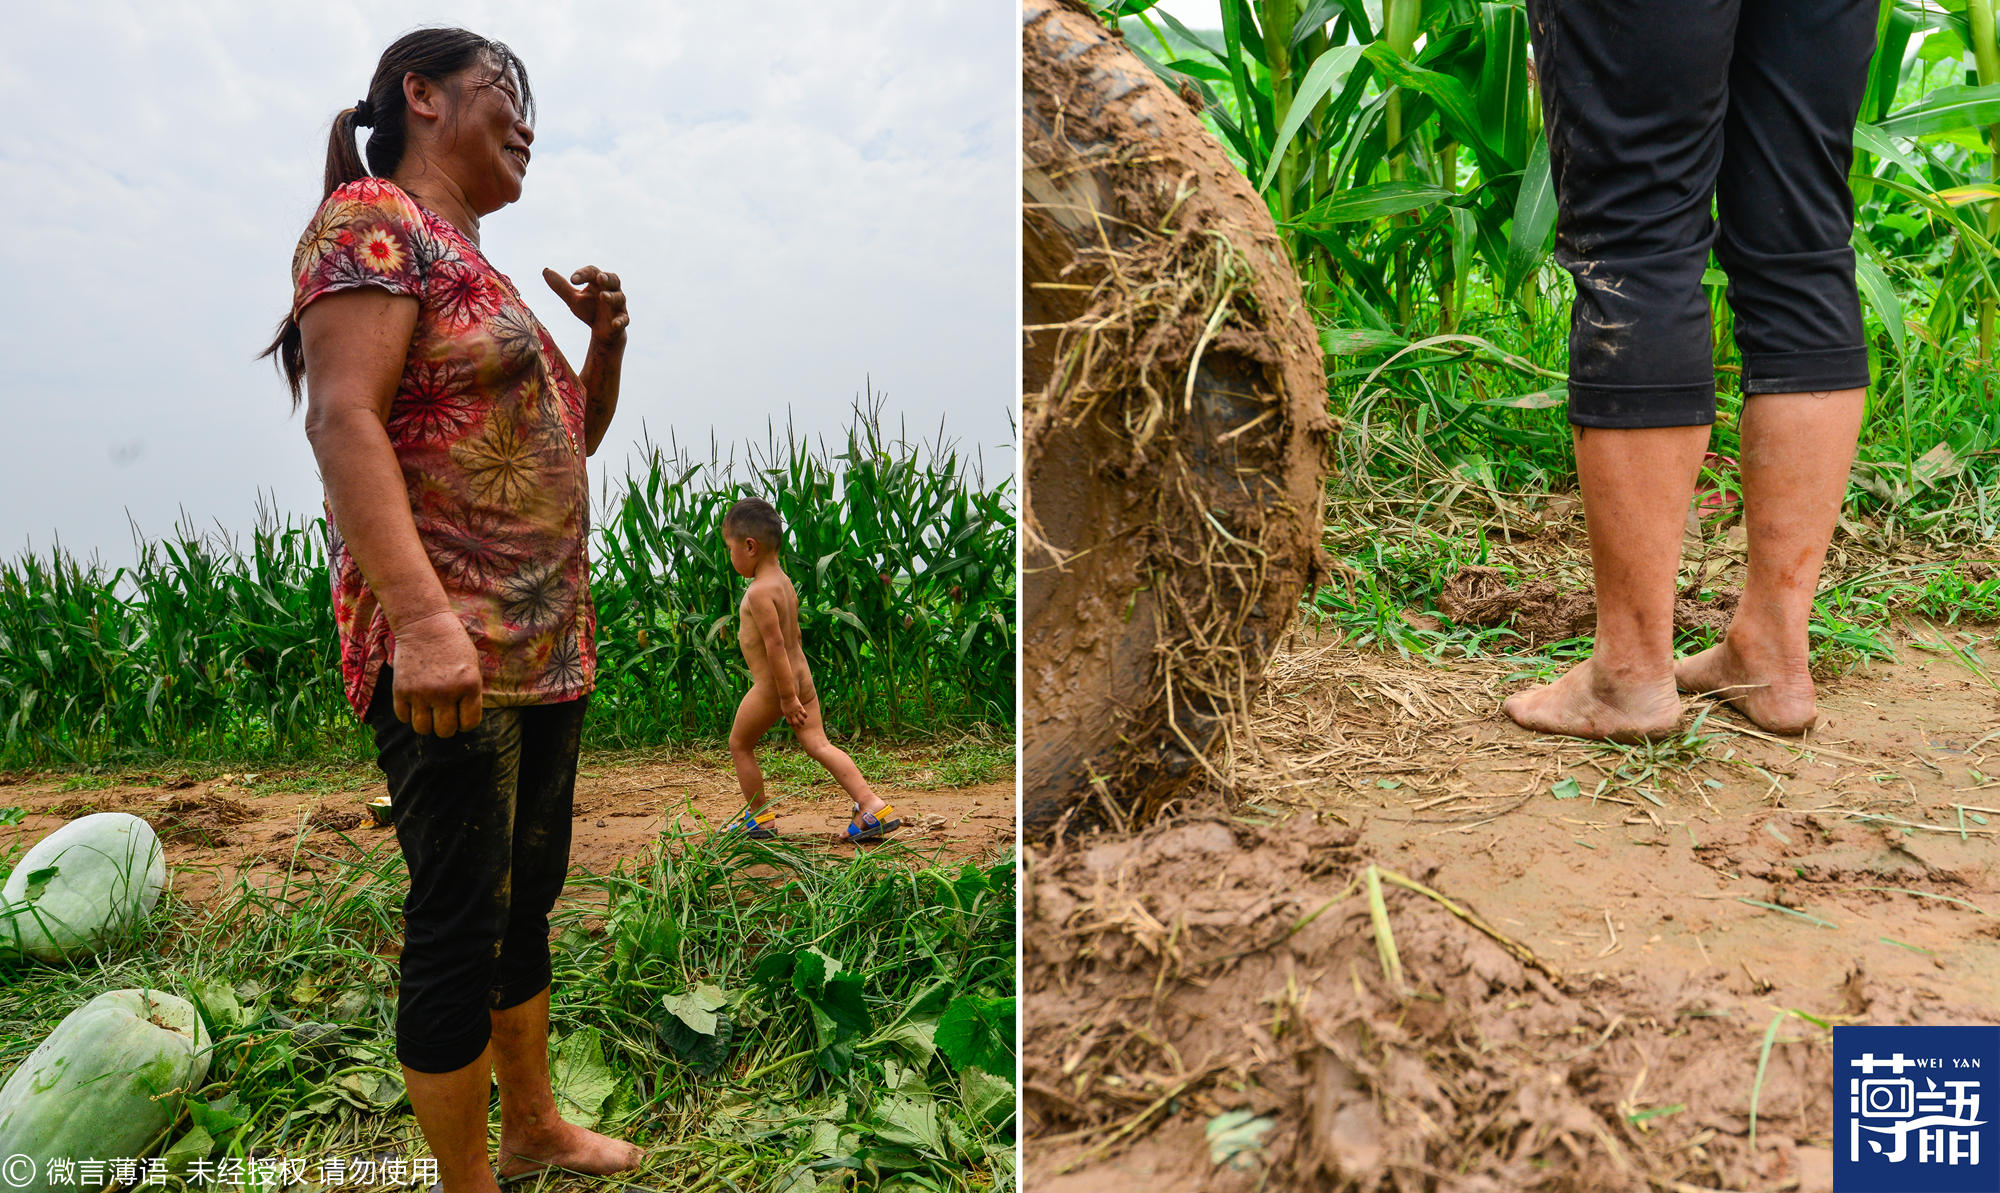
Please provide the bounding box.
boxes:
[1968,0,1999,360]
[1120,0,1548,334]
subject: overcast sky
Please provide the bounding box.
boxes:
[1154,2,1223,27]
[0,1,1013,565]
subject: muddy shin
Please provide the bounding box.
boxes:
[1021,0,1331,838]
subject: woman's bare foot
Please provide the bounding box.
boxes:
[1501,658,1683,742]
[498,1121,643,1180]
[1675,634,1817,734]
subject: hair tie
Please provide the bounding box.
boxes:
[353,98,376,127]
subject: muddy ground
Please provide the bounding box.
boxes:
[1025,623,2000,1192]
[0,753,1016,910]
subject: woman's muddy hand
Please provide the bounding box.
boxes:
[542,266,628,349]
[393,610,484,737]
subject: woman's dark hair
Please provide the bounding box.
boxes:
[261,28,534,406]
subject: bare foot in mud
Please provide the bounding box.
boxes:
[1501,658,1682,742]
[1675,634,1817,734]
[498,1122,643,1180]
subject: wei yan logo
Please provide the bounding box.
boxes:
[1850,1053,1983,1164]
[1835,1027,1999,1193]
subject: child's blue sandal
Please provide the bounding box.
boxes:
[731,809,779,840]
[844,805,901,842]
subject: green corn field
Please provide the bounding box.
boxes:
[594,398,1015,748]
[0,394,1015,769]
[1113,0,1999,525]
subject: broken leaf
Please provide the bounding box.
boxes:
[960,1065,1015,1130]
[660,982,731,1036]
[551,1029,619,1128]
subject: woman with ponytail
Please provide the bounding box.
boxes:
[263,28,638,1190]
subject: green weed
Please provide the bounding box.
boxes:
[0,830,1016,1190]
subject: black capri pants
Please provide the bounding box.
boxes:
[1526,0,1878,428]
[366,668,587,1074]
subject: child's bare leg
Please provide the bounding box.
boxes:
[729,686,783,816]
[791,696,888,823]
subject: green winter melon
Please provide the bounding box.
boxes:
[0,989,211,1182]
[0,813,165,963]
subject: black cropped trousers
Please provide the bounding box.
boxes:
[366,668,587,1074]
[1526,0,1878,427]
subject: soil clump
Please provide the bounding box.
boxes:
[1022,0,1328,838]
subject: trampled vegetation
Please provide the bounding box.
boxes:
[0,827,1017,1191]
[1108,0,1999,653]
[0,395,1015,770]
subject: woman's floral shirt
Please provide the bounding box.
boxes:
[290,177,594,718]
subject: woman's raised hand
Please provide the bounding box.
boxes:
[392,609,484,737]
[542,266,628,349]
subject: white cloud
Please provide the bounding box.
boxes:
[0,0,1015,563]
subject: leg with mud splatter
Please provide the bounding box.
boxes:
[1676,389,1865,732]
[493,698,644,1179]
[1674,0,1876,734]
[1501,423,1707,742]
[1505,0,1873,742]
[1502,0,1734,741]
[492,990,643,1178]
[373,682,519,1193]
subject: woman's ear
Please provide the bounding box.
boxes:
[403,71,445,125]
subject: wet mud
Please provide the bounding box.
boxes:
[1026,629,2000,1191]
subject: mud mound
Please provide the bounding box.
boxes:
[307,805,363,833]
[1437,566,1740,646]
[159,793,257,847]
[41,789,256,847]
[1022,815,1922,1191]
[1021,0,1331,841]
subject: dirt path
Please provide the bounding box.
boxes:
[1026,625,2000,1191]
[0,754,1016,908]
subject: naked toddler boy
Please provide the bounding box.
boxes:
[722,498,901,841]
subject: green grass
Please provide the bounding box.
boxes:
[0,393,1016,772]
[1305,486,1992,686]
[0,831,1017,1191]
[927,742,1015,789]
[55,773,123,793]
[238,766,383,798]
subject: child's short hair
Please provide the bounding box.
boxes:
[724,498,784,550]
